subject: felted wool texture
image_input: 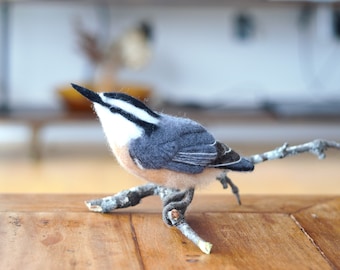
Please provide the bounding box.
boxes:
[129,113,217,174]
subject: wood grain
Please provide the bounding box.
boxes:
[132,213,333,270]
[293,197,340,269]
[0,212,142,270]
[190,213,332,270]
[0,194,338,269]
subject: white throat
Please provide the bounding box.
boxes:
[93,103,143,147]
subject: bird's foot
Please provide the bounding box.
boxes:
[161,188,195,226]
[217,172,242,205]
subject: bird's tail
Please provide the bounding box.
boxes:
[224,157,254,172]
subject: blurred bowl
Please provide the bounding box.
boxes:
[57,83,152,113]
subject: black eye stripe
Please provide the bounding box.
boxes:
[104,92,160,119]
[109,106,158,136]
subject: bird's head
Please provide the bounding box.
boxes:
[71,83,160,145]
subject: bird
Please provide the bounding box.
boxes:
[71,83,254,190]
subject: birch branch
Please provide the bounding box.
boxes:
[166,208,213,254]
[247,139,340,164]
[85,183,159,213]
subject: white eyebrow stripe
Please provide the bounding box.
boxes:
[100,93,159,124]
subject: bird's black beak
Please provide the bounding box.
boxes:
[71,83,103,105]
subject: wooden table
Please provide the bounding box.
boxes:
[0,194,339,269]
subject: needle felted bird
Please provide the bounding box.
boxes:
[71,84,254,190]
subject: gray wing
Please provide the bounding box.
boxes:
[129,116,218,174]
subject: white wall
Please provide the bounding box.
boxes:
[5,2,340,109]
[1,2,340,146]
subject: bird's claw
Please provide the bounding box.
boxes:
[217,173,242,205]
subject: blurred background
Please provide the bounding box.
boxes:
[0,0,339,195]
